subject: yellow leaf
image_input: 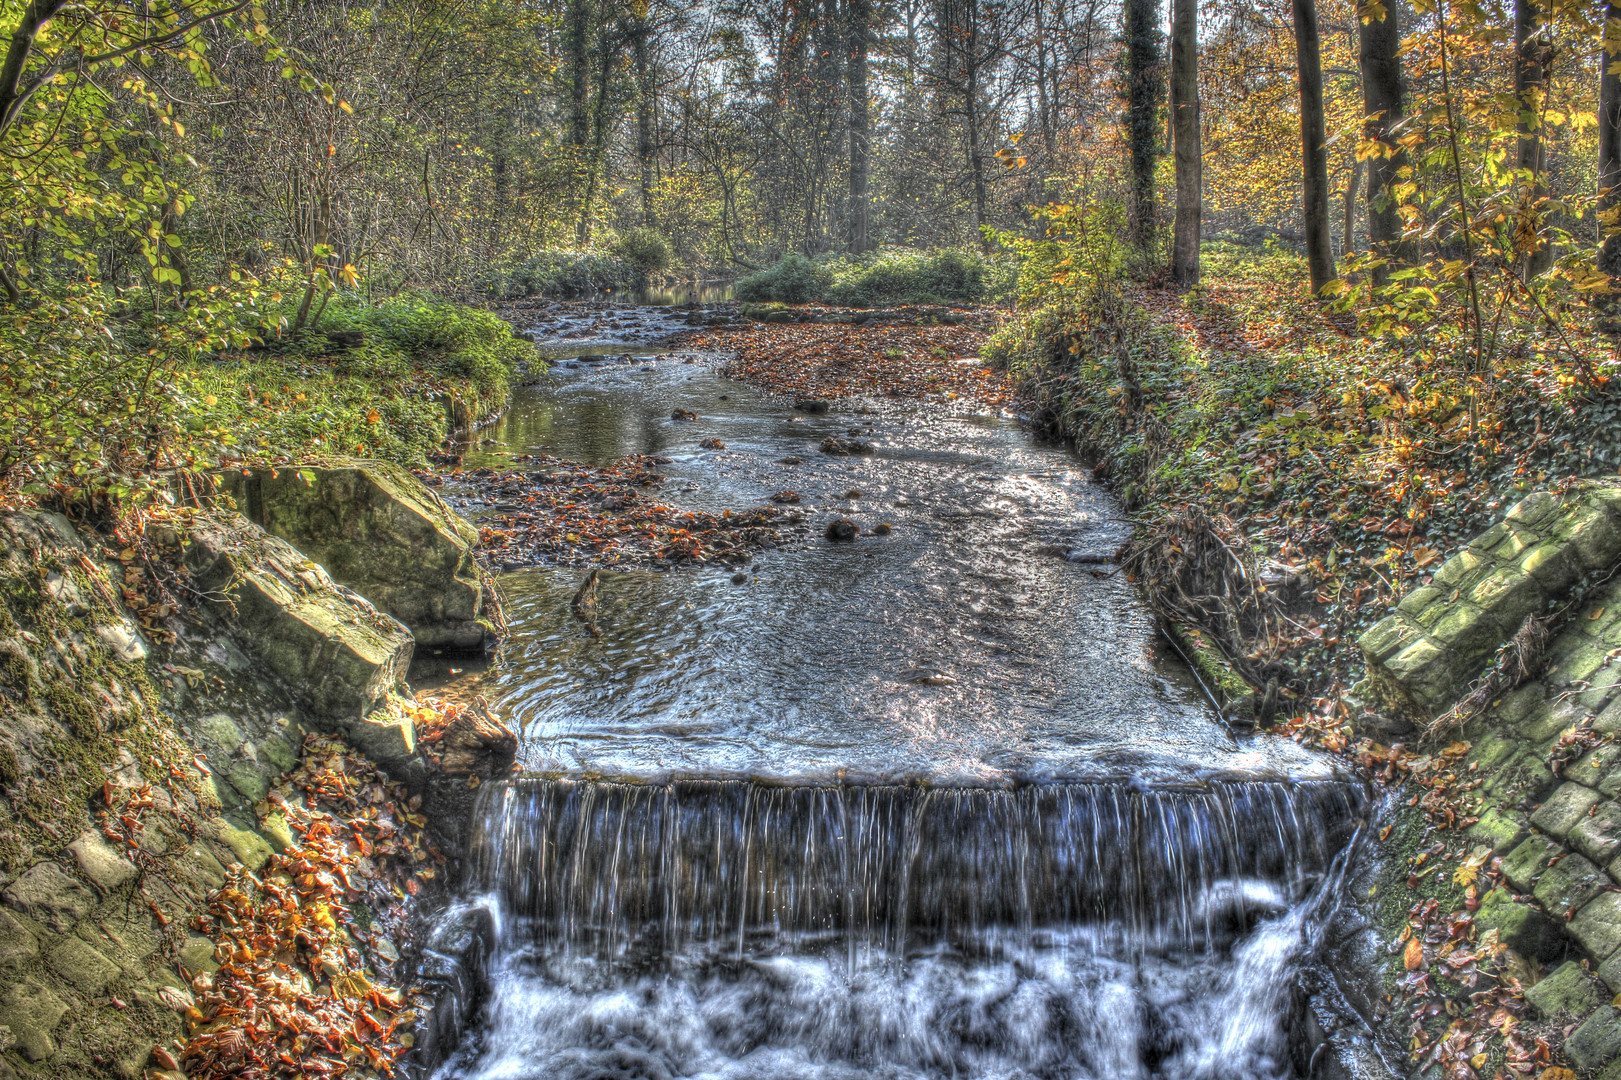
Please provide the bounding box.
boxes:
[1453,863,1478,888]
[1216,473,1240,492]
[1593,608,1607,621]
[1403,937,1424,971]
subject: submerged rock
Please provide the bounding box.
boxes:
[220,460,489,650]
[819,437,873,456]
[825,519,858,542]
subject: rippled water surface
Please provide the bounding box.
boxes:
[432,320,1325,785]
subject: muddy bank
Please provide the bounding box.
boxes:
[0,462,514,1079]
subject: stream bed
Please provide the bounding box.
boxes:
[421,306,1379,1080]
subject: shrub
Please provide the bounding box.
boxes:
[611,228,674,278]
[734,253,831,303]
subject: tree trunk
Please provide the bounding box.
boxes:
[565,0,591,244]
[847,0,872,252]
[1516,0,1551,278]
[964,0,988,245]
[1357,0,1407,285]
[1342,159,1361,255]
[1169,0,1200,285]
[1599,0,1621,319]
[1293,0,1336,294]
[1124,0,1163,252]
[632,13,657,226]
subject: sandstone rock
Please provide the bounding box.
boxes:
[1533,852,1609,919]
[1526,960,1604,1020]
[1465,807,1528,856]
[1531,782,1603,840]
[1571,891,1621,961]
[177,935,219,978]
[200,819,272,872]
[1474,887,1562,961]
[3,863,93,933]
[1568,1005,1621,1072]
[67,830,137,892]
[0,909,38,972]
[0,979,66,1061]
[1574,801,1621,866]
[45,936,120,993]
[220,461,489,651]
[825,519,858,542]
[185,513,413,720]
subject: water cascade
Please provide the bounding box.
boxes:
[432,777,1369,1080]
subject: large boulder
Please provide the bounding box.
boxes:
[184,513,414,720]
[221,460,489,650]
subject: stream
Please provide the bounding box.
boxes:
[421,305,1378,1080]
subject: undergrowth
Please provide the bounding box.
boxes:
[986,247,1621,701]
[736,248,1010,307]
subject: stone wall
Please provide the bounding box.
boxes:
[1357,480,1621,1077]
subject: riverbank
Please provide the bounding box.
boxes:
[0,460,515,1079]
[985,250,1621,1078]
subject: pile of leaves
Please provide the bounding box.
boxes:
[426,454,785,567]
[177,734,444,1080]
[678,323,1014,406]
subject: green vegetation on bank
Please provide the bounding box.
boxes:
[987,239,1619,700]
[0,285,530,511]
[736,249,1008,307]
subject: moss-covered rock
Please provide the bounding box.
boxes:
[221,460,489,650]
[184,512,414,720]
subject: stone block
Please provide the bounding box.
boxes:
[1532,782,1604,840]
[1599,697,1621,736]
[1572,892,1621,961]
[1563,504,1621,573]
[2,863,93,933]
[1466,807,1529,855]
[1358,615,1422,665]
[192,713,245,760]
[1575,802,1621,866]
[66,831,136,893]
[0,909,37,973]
[222,460,489,650]
[1569,1006,1621,1072]
[1502,834,1562,892]
[1533,852,1610,919]
[348,703,418,773]
[1507,490,1567,531]
[0,980,66,1061]
[45,936,120,993]
[1527,961,1605,1020]
[1430,603,1499,653]
[1475,887,1562,961]
[1520,539,1583,593]
[1556,639,1616,686]
[1489,521,1547,562]
[1466,733,1524,774]
[1396,585,1444,620]
[1467,566,1548,638]
[1433,548,1491,590]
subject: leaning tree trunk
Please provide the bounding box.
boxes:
[847,0,872,253]
[1599,0,1621,327]
[1169,0,1200,285]
[1293,0,1336,295]
[1357,0,1407,286]
[1516,0,1551,279]
[1124,0,1163,253]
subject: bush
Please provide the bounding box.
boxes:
[734,253,831,303]
[489,252,641,299]
[611,228,674,278]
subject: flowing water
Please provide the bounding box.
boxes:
[425,307,1376,1080]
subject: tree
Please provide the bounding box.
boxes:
[1357,0,1408,286]
[1292,0,1335,294]
[1123,0,1163,251]
[847,0,872,252]
[1600,1,1621,308]
[1169,0,1199,285]
[1514,0,1551,279]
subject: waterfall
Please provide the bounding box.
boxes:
[434,777,1369,1080]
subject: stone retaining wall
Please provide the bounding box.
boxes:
[1358,480,1621,1077]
